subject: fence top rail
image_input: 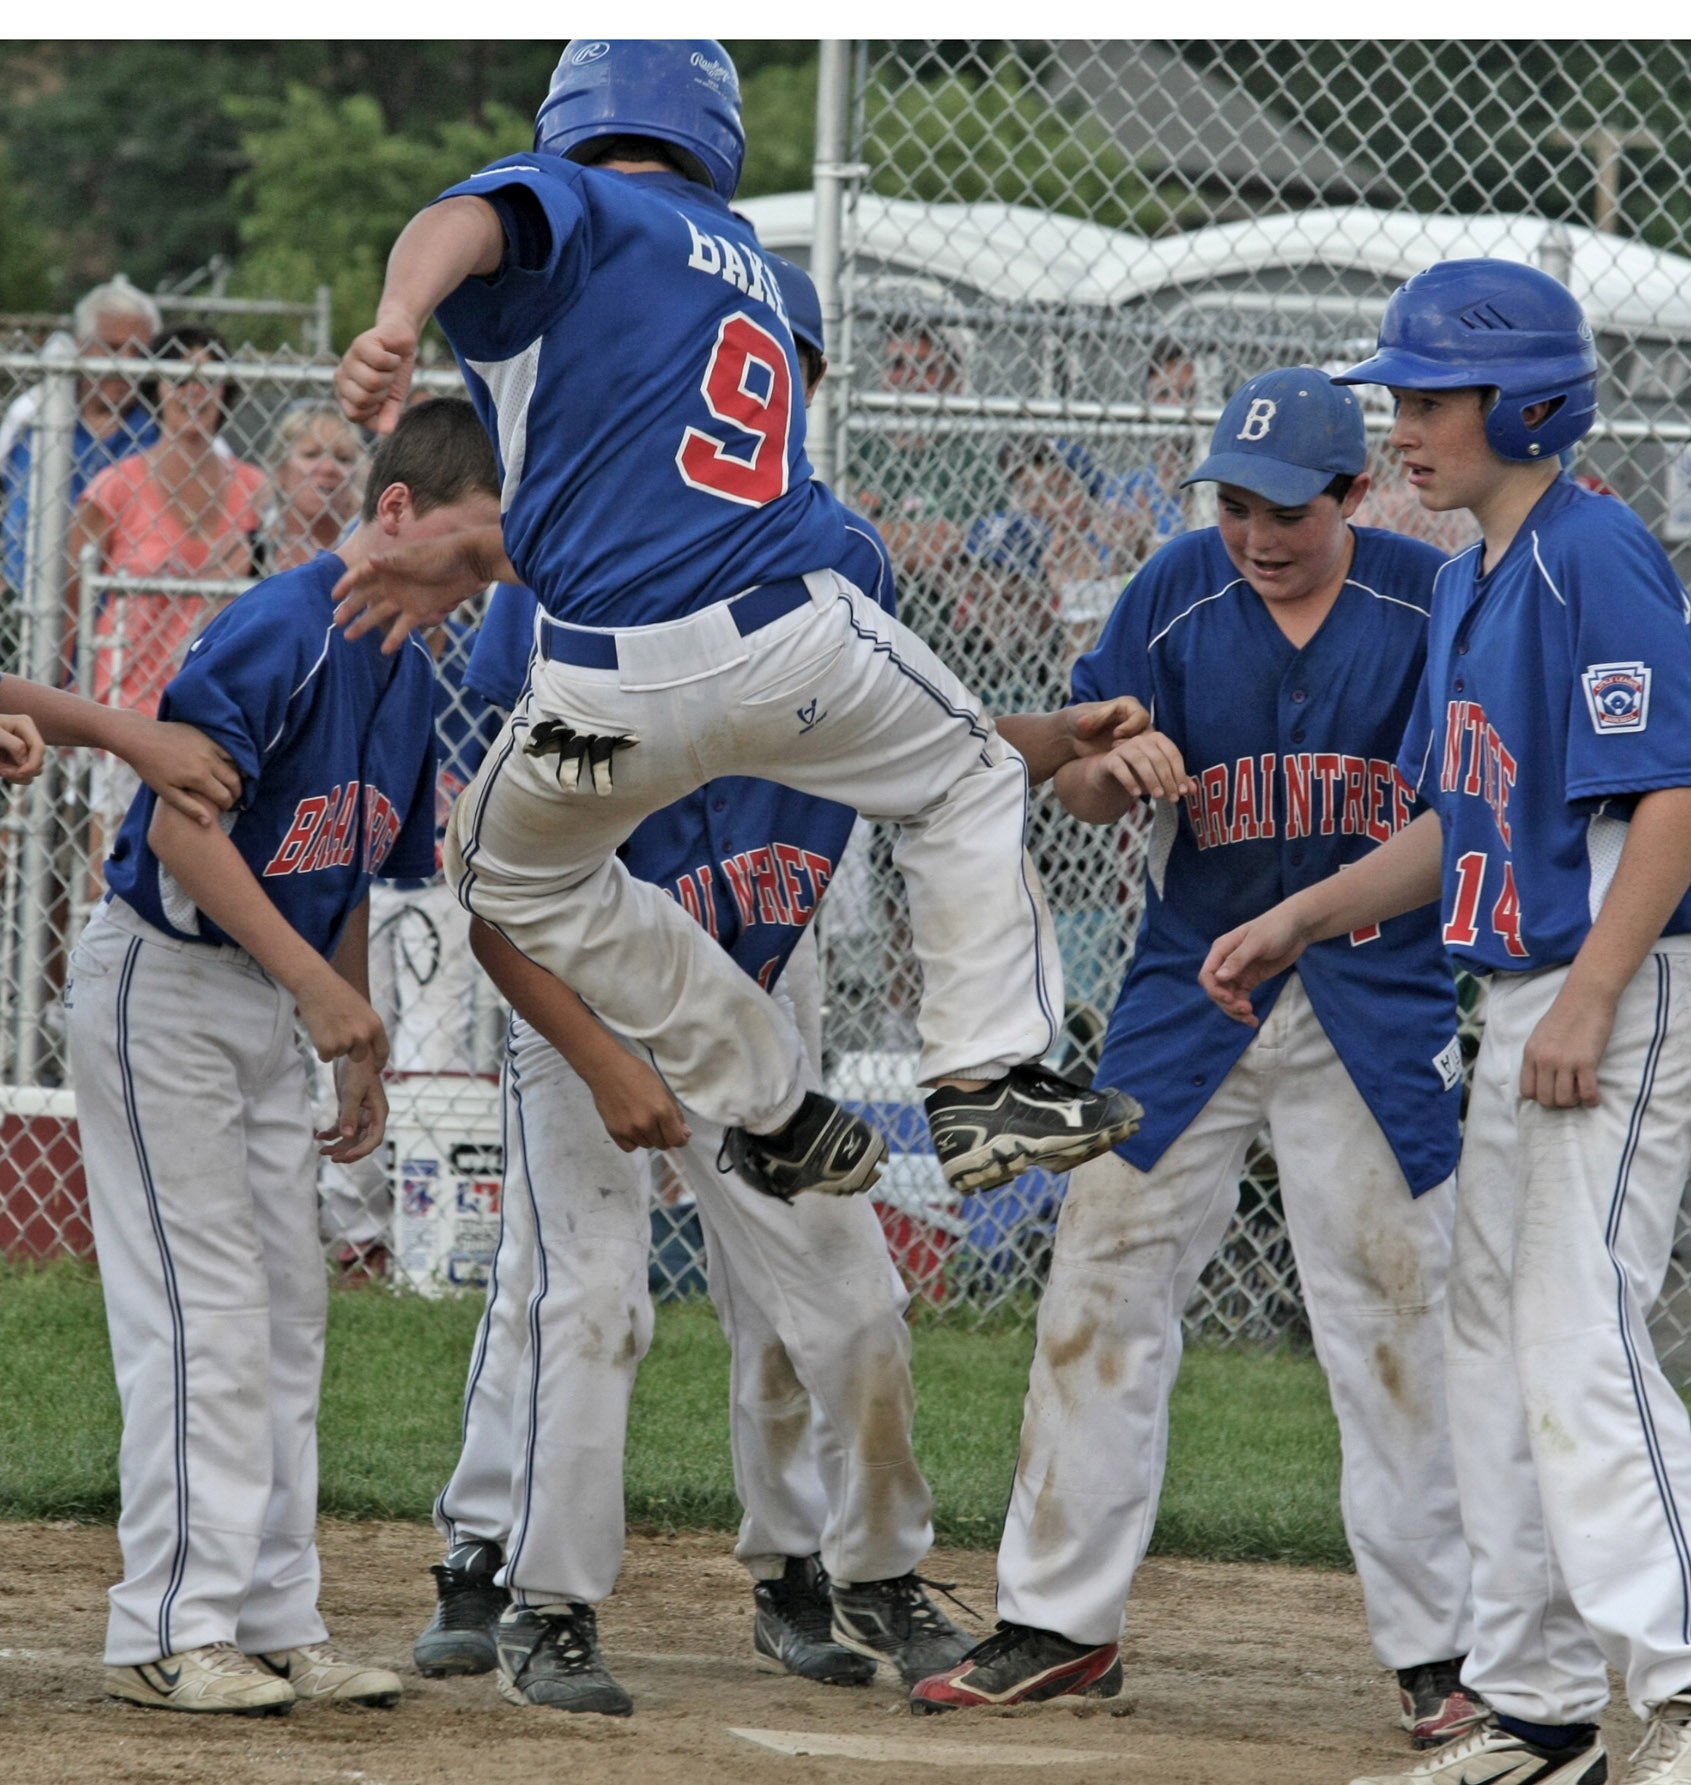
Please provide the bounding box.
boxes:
[0,350,465,391]
[83,572,259,600]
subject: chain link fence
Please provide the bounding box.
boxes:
[9,44,1691,1360]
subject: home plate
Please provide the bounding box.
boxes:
[728,1727,1111,1766]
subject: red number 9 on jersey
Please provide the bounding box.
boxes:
[676,312,794,508]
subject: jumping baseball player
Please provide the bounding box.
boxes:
[410,261,1138,1714]
[332,38,1139,1210]
[63,398,500,1717]
[1205,263,1691,1785]
[910,369,1477,1749]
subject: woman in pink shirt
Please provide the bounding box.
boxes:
[71,325,265,719]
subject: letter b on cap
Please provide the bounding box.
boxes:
[1236,398,1277,442]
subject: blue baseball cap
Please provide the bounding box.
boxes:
[1183,366,1367,506]
[767,252,824,358]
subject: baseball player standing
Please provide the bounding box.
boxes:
[63,399,500,1716]
[333,39,1139,1207]
[910,369,1477,1750]
[1206,262,1691,1785]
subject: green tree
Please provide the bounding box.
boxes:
[226,86,531,350]
[0,141,56,314]
[863,67,1191,234]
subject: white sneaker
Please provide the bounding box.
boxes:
[252,1642,402,1707]
[107,1642,295,1715]
[1350,1716,1605,1785]
[1629,1693,1691,1782]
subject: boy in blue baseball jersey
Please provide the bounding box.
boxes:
[333,38,1138,1208]
[912,370,1476,1747]
[65,398,501,1718]
[1207,263,1691,1785]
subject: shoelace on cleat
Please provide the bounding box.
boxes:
[512,1608,600,1681]
[856,1573,978,1637]
[1631,1697,1691,1774]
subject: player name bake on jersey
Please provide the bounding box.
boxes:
[664,842,834,940]
[1437,698,1516,846]
[262,781,406,879]
[1184,752,1417,849]
[682,219,790,324]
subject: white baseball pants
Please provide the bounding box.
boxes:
[997,975,1473,1668]
[433,947,933,1601]
[65,898,331,1665]
[1447,940,1691,1723]
[445,569,1062,1133]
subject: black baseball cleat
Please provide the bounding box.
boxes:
[752,1555,876,1686]
[720,1092,888,1201]
[414,1537,510,1677]
[829,1572,974,1687]
[496,1603,633,1714]
[924,1063,1143,1194]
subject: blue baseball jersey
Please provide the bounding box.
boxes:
[466,513,897,988]
[1398,475,1691,975]
[1074,526,1461,1195]
[434,156,847,627]
[105,553,438,960]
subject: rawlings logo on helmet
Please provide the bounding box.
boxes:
[689,50,733,85]
[571,42,609,64]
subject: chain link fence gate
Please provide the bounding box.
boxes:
[746,37,1691,1354]
[9,46,1691,1357]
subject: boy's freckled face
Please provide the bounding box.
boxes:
[1386,389,1502,513]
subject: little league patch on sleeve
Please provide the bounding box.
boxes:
[1582,662,1652,733]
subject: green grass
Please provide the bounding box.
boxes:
[0,1260,1348,1565]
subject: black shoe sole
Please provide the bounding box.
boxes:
[413,1635,499,1678]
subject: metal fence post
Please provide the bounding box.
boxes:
[12,331,78,1081]
[808,40,854,487]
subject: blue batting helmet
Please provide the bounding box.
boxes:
[767,253,824,359]
[1334,259,1598,461]
[535,40,745,200]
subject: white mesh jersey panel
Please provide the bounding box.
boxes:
[466,341,543,512]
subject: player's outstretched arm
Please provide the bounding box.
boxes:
[996,696,1151,786]
[0,714,46,785]
[147,803,389,1067]
[0,675,242,824]
[336,197,506,434]
[333,524,515,655]
[469,916,692,1152]
[1201,809,1445,1025]
[1520,784,1691,1109]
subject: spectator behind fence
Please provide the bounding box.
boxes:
[1101,337,1194,562]
[1,275,161,598]
[258,402,369,573]
[848,293,1006,641]
[69,325,265,721]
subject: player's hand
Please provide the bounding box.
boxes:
[297,970,391,1068]
[335,317,418,435]
[317,1055,389,1163]
[1199,906,1311,1026]
[0,713,46,785]
[590,1050,692,1153]
[334,530,502,655]
[1067,696,1152,755]
[1519,984,1616,1109]
[1087,729,1193,804]
[114,714,242,826]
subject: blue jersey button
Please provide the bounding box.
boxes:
[1290,688,1307,703]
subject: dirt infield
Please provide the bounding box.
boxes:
[0,1520,1643,1784]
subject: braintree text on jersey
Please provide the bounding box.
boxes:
[262,781,406,878]
[1184,752,1417,850]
